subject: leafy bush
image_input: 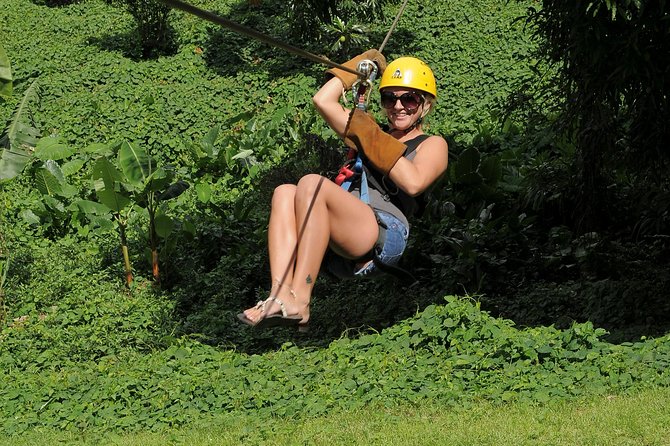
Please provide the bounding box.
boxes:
[0,235,172,373]
[522,0,670,230]
[1,297,669,434]
[0,44,12,101]
[0,79,40,181]
[104,0,176,58]
[31,0,80,6]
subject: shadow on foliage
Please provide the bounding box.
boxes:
[160,128,436,354]
[161,112,670,356]
[202,1,316,79]
[30,0,81,6]
[158,1,670,350]
[77,88,664,356]
[88,28,178,60]
[87,8,178,61]
[401,129,670,344]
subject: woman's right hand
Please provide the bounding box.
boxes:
[325,49,387,90]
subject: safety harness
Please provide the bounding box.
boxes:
[334,125,429,284]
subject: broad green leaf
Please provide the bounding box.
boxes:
[146,166,172,192]
[223,111,253,127]
[61,158,85,176]
[34,137,74,161]
[188,141,206,160]
[246,117,259,133]
[1,79,39,147]
[182,219,196,236]
[60,183,78,198]
[42,159,66,184]
[0,147,31,181]
[118,141,150,187]
[195,182,211,203]
[96,187,131,212]
[70,199,111,215]
[92,157,124,190]
[480,156,502,186]
[0,79,39,180]
[287,126,299,142]
[83,142,111,155]
[232,149,254,160]
[88,215,115,231]
[157,180,189,201]
[43,195,66,213]
[201,126,219,157]
[248,164,260,178]
[35,166,63,196]
[19,209,40,225]
[154,213,174,238]
[5,120,40,149]
[0,45,12,99]
[455,147,481,180]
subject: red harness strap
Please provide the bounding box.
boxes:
[334,148,358,186]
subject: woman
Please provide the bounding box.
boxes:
[238,51,449,329]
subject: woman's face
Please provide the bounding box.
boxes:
[380,87,425,130]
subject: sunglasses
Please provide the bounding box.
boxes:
[380,91,424,111]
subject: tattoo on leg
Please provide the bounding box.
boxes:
[306,274,312,284]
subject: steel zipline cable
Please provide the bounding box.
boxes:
[160,0,363,76]
[378,0,410,53]
[161,0,410,77]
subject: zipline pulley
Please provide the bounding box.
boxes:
[351,59,379,111]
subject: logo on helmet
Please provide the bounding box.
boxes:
[391,69,402,79]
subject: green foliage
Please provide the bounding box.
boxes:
[287,0,394,42]
[91,141,189,284]
[0,79,40,182]
[1,297,669,434]
[31,0,81,5]
[0,236,171,372]
[104,0,176,58]
[13,137,110,237]
[523,0,670,230]
[0,45,12,101]
[323,16,371,58]
[1,0,669,437]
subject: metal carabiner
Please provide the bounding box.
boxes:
[351,59,379,111]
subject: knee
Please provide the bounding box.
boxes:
[296,174,327,200]
[271,184,296,209]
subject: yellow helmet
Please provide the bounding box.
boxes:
[379,57,437,98]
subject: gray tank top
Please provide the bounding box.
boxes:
[348,134,430,228]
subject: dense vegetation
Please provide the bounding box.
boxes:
[1,0,668,436]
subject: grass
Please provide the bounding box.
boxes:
[4,386,670,446]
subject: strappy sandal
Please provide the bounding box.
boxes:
[289,289,311,333]
[237,297,304,329]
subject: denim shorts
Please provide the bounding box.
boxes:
[323,210,409,279]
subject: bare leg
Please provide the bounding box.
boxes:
[267,184,298,298]
[243,174,379,324]
[243,184,299,322]
[289,174,379,308]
